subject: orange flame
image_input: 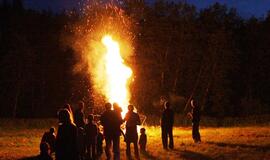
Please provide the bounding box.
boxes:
[101,35,132,116]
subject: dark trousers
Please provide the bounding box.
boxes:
[86,143,96,160]
[105,136,120,160]
[126,141,139,159]
[161,126,174,149]
[192,122,201,142]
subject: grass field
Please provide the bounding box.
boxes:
[0,121,269,160]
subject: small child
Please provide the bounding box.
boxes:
[41,127,56,153]
[96,127,104,158]
[139,128,147,152]
[37,142,53,160]
[85,114,98,160]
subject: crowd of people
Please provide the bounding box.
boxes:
[38,99,201,160]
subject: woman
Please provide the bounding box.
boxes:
[55,109,79,160]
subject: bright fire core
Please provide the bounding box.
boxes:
[101,35,132,115]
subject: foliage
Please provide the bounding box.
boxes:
[0,1,270,117]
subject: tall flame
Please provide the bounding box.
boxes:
[101,35,132,115]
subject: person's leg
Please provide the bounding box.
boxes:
[92,143,96,160]
[192,123,196,142]
[134,141,140,159]
[168,127,174,149]
[126,141,131,159]
[112,136,120,160]
[194,122,201,142]
[161,127,168,149]
[89,144,93,159]
[105,137,112,160]
[86,145,90,160]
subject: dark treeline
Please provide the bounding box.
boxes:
[0,0,269,118]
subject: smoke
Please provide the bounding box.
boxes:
[66,1,135,108]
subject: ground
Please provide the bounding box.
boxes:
[0,125,269,160]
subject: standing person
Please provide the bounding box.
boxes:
[124,105,141,160]
[73,101,86,160]
[139,128,147,153]
[113,103,125,137]
[190,99,201,143]
[161,102,174,150]
[100,103,123,160]
[55,109,79,160]
[41,127,56,154]
[85,114,98,160]
[74,101,85,128]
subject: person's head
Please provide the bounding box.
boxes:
[140,128,146,134]
[49,127,55,134]
[87,114,94,123]
[58,109,71,124]
[128,104,134,111]
[164,101,170,109]
[105,102,112,111]
[78,101,84,111]
[113,102,122,112]
[40,142,50,155]
[64,103,72,112]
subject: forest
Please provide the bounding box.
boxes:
[0,0,270,118]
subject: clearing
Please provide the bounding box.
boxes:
[0,125,269,160]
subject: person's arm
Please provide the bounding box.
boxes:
[100,114,104,126]
[94,125,98,136]
[124,113,128,121]
[171,110,174,125]
[41,133,46,143]
[137,114,141,125]
[160,111,165,125]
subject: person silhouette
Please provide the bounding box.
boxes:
[190,99,201,143]
[124,105,141,159]
[41,127,56,154]
[37,142,53,160]
[139,128,147,153]
[113,103,125,138]
[161,102,174,150]
[85,114,98,160]
[55,109,79,160]
[100,103,123,160]
[74,101,85,128]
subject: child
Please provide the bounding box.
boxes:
[96,127,104,158]
[85,114,98,160]
[139,128,147,152]
[37,142,53,160]
[41,127,56,153]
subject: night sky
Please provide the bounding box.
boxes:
[19,0,270,18]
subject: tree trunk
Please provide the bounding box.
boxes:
[13,81,21,118]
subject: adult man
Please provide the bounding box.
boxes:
[124,105,141,159]
[161,102,174,149]
[100,103,123,160]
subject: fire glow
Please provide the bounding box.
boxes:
[101,35,132,115]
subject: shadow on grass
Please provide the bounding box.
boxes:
[206,141,270,151]
[179,150,214,160]
[18,156,37,160]
[141,151,157,160]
